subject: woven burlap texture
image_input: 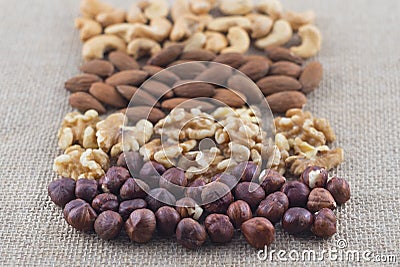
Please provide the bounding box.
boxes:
[0,0,399,266]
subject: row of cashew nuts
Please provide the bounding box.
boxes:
[76,0,322,61]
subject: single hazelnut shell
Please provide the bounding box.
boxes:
[91,193,119,213]
[117,151,143,175]
[282,207,313,235]
[176,197,203,220]
[145,188,176,211]
[281,181,310,207]
[241,217,275,249]
[300,166,328,188]
[259,169,286,194]
[307,188,336,212]
[234,182,265,210]
[94,210,123,240]
[311,208,337,237]
[139,161,166,188]
[120,178,149,200]
[176,218,207,250]
[125,208,156,243]
[202,182,234,214]
[204,214,234,244]
[118,199,148,221]
[227,200,252,228]
[231,161,260,182]
[185,178,206,203]
[326,177,350,205]
[63,199,97,232]
[75,178,98,202]
[256,191,289,224]
[155,206,181,236]
[48,178,76,207]
[102,166,131,194]
[159,167,187,196]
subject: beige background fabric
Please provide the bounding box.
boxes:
[0,0,399,266]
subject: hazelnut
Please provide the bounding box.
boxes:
[92,193,119,213]
[176,197,203,220]
[204,214,234,244]
[97,176,105,191]
[75,178,98,202]
[307,188,336,212]
[145,188,176,211]
[202,182,234,214]
[210,173,239,190]
[241,217,275,249]
[63,199,97,232]
[256,191,289,224]
[119,199,148,221]
[259,169,286,194]
[120,178,150,200]
[102,166,131,194]
[326,177,350,205]
[226,200,252,228]
[155,206,181,236]
[282,207,313,235]
[300,166,328,188]
[281,181,310,207]
[185,178,206,203]
[117,151,143,175]
[311,208,337,237]
[231,161,260,182]
[176,218,207,250]
[159,167,187,196]
[234,182,265,210]
[139,161,166,188]
[48,178,76,207]
[125,208,156,243]
[94,210,123,240]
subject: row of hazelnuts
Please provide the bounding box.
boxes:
[48,154,350,250]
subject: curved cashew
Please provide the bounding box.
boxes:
[75,17,102,41]
[127,38,161,59]
[255,19,292,49]
[80,0,114,18]
[282,10,316,30]
[183,32,207,51]
[170,14,206,42]
[143,0,169,20]
[96,9,126,27]
[219,0,253,15]
[189,0,212,15]
[82,34,126,61]
[246,13,273,38]
[126,4,147,23]
[221,26,250,54]
[207,16,252,32]
[256,0,283,20]
[204,31,228,53]
[104,23,136,42]
[290,24,322,58]
[130,17,172,42]
[171,0,193,22]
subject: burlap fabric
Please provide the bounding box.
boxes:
[0,0,399,266]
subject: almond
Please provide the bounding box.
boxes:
[105,70,148,86]
[161,98,215,111]
[299,62,323,94]
[115,85,138,100]
[141,80,173,99]
[213,52,246,69]
[264,47,303,65]
[142,65,180,85]
[88,82,127,108]
[147,44,184,67]
[244,55,272,65]
[116,85,159,107]
[266,91,307,113]
[211,89,246,108]
[256,76,302,96]
[180,49,216,61]
[227,75,263,104]
[65,74,102,93]
[121,106,166,124]
[173,82,215,98]
[195,65,232,85]
[167,60,192,67]
[69,92,106,114]
[238,60,270,81]
[80,59,114,77]
[269,61,302,78]
[108,51,140,70]
[171,62,207,80]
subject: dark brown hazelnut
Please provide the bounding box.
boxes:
[210,173,239,190]
[139,161,166,188]
[63,199,97,232]
[300,166,328,188]
[176,218,207,250]
[256,191,289,224]
[48,178,76,207]
[326,177,350,205]
[119,199,147,221]
[259,169,286,194]
[307,188,336,212]
[231,161,260,182]
[117,151,143,175]
[155,206,181,236]
[92,193,119,213]
[159,167,187,196]
[282,207,313,235]
[281,180,310,207]
[120,178,149,200]
[176,197,203,220]
[102,166,131,194]
[311,208,337,237]
[226,200,252,228]
[145,188,176,211]
[201,182,234,214]
[125,208,156,243]
[234,182,265,210]
[75,178,98,202]
[241,217,275,249]
[94,210,123,240]
[204,214,234,244]
[185,178,206,203]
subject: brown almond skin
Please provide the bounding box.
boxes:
[161,98,215,111]
[116,85,159,107]
[69,92,106,114]
[238,60,270,81]
[142,65,180,85]
[269,61,302,78]
[180,49,216,61]
[115,85,138,100]
[106,70,149,87]
[266,91,307,113]
[244,55,272,65]
[264,46,303,65]
[141,80,173,99]
[195,64,232,85]
[299,61,323,94]
[170,62,207,80]
[89,82,127,108]
[80,59,115,77]
[108,51,140,70]
[213,53,246,68]
[147,44,184,67]
[212,89,246,108]
[173,82,215,98]
[121,106,166,124]
[65,74,102,93]
[227,75,263,104]
[241,217,275,249]
[256,75,302,96]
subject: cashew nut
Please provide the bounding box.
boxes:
[221,26,250,54]
[82,34,126,61]
[143,0,169,20]
[219,0,253,15]
[183,32,207,51]
[256,0,283,20]
[282,10,316,30]
[96,9,126,27]
[204,31,228,53]
[290,24,322,58]
[246,13,273,39]
[80,0,114,18]
[207,16,252,32]
[170,14,206,42]
[126,4,147,23]
[189,0,212,15]
[104,23,136,42]
[127,38,161,59]
[131,18,172,42]
[255,19,292,49]
[75,17,102,41]
[171,0,193,22]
